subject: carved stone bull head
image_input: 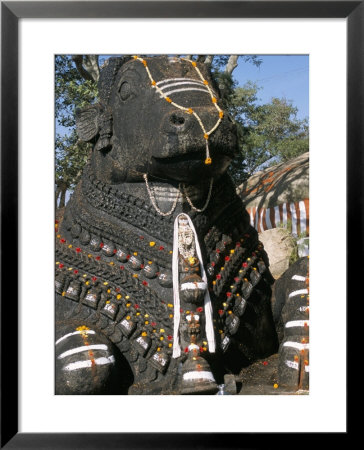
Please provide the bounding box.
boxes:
[76,56,238,184]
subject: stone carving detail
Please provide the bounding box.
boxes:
[55,56,308,395]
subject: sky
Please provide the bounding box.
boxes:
[233,54,309,120]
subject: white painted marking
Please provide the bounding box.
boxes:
[162,87,210,97]
[290,202,298,236]
[289,289,308,298]
[250,208,254,227]
[58,344,108,359]
[285,360,299,370]
[188,343,200,351]
[305,365,310,373]
[299,200,307,235]
[63,355,115,371]
[158,81,206,90]
[283,341,310,351]
[55,330,95,345]
[156,77,203,86]
[259,208,265,232]
[180,282,207,291]
[274,205,280,228]
[285,320,310,328]
[183,371,215,382]
[282,203,287,227]
[265,208,272,229]
[292,275,306,282]
[299,306,309,312]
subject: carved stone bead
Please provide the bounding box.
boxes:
[79,228,91,245]
[128,254,143,270]
[143,261,159,279]
[70,223,82,238]
[158,270,173,288]
[90,236,102,252]
[116,248,129,262]
[101,240,115,257]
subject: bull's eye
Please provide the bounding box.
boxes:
[118,81,132,101]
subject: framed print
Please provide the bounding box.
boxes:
[1,0,360,447]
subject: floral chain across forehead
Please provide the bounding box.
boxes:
[132,55,224,165]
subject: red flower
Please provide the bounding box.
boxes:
[234,277,239,282]
[216,274,221,280]
[151,322,156,327]
[199,347,204,353]
[218,309,224,315]
[126,255,131,260]
[167,335,173,340]
[95,256,101,261]
[236,242,241,247]
[120,265,124,270]
[134,304,140,309]
[115,288,120,292]
[74,270,78,274]
[100,243,104,248]
[242,262,248,268]
[225,256,230,262]
[92,277,97,281]
[263,361,268,366]
[226,292,232,297]
[59,264,64,269]
[113,249,117,254]
[197,307,203,313]
[142,281,148,286]
[211,262,215,267]
[140,236,144,240]
[76,247,81,253]
[159,246,164,251]
[60,238,66,243]
[140,264,145,269]
[216,249,220,253]
[184,347,189,353]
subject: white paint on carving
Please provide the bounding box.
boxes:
[299,306,309,312]
[285,360,299,370]
[163,87,211,97]
[283,341,310,351]
[305,365,310,373]
[55,330,95,345]
[156,77,204,86]
[183,371,215,382]
[58,344,108,359]
[63,355,115,371]
[292,275,306,282]
[180,282,207,291]
[289,289,308,298]
[285,320,310,328]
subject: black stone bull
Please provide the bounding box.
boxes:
[55,56,309,395]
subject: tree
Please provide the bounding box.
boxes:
[55,55,99,207]
[227,82,309,185]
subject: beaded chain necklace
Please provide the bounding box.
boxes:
[133,55,224,166]
[143,173,213,216]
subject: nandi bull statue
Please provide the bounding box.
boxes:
[55,56,309,395]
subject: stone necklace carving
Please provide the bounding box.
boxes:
[143,173,213,216]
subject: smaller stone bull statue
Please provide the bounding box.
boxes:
[55,56,309,395]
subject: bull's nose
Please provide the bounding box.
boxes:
[169,113,186,127]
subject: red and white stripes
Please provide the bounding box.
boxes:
[246,199,309,236]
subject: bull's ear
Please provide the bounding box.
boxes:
[75,105,101,142]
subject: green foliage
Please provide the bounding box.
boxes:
[55,55,98,200]
[227,82,309,185]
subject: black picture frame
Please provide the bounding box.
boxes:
[1,1,359,448]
